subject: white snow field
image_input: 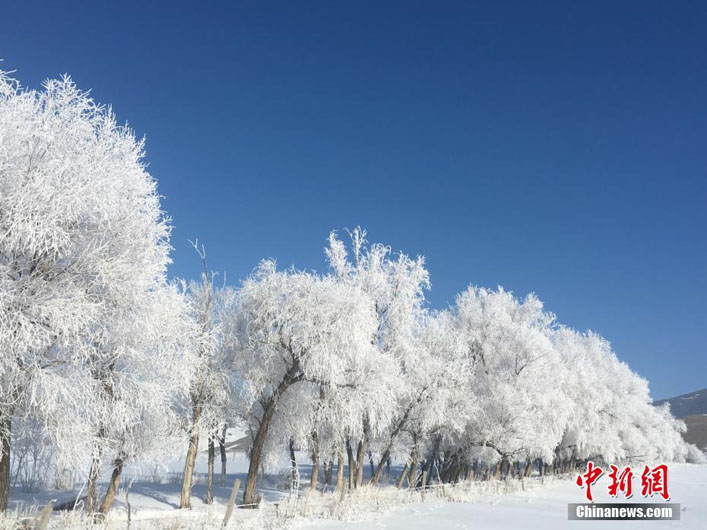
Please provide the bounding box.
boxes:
[298,464,707,530]
[4,462,705,529]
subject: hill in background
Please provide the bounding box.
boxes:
[655,388,707,418]
[655,388,707,451]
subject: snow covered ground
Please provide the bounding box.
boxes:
[4,462,705,529]
[297,464,707,530]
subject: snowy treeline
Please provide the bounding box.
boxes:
[0,71,701,515]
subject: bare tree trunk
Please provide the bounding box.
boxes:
[423,456,436,485]
[310,431,319,491]
[86,444,102,514]
[355,439,365,487]
[346,438,356,490]
[494,460,502,480]
[408,435,420,489]
[243,359,300,507]
[289,438,297,487]
[324,459,334,486]
[0,413,11,512]
[206,436,215,504]
[220,424,227,487]
[370,447,391,485]
[98,456,124,515]
[354,417,370,487]
[424,436,440,486]
[180,402,202,509]
[336,448,345,498]
[396,463,409,489]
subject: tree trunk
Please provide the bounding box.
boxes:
[180,402,202,509]
[370,447,391,485]
[220,424,227,487]
[354,417,370,487]
[206,436,215,504]
[336,448,345,498]
[86,441,102,514]
[408,436,420,489]
[424,436,441,486]
[310,431,319,491]
[452,460,462,484]
[0,413,11,512]
[355,439,365,487]
[369,415,412,484]
[424,458,435,484]
[289,438,297,487]
[346,438,356,490]
[324,459,334,486]
[396,463,409,489]
[243,360,300,507]
[98,456,124,515]
[461,463,470,481]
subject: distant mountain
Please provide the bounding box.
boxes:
[681,415,707,450]
[654,388,707,419]
[654,388,707,451]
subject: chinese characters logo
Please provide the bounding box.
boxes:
[575,462,669,502]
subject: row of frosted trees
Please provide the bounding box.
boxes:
[0,71,701,514]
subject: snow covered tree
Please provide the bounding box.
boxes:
[85,284,192,515]
[0,70,171,511]
[1,66,694,513]
[448,287,569,476]
[552,326,696,467]
[325,229,433,487]
[391,310,471,487]
[225,260,380,506]
[178,245,235,509]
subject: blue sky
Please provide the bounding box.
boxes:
[2,1,705,399]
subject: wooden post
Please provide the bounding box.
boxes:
[222,478,241,528]
[34,502,54,530]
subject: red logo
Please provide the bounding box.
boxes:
[641,464,670,501]
[608,465,634,498]
[575,461,603,502]
[575,463,669,502]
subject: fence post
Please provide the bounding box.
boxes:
[222,478,241,528]
[35,501,54,530]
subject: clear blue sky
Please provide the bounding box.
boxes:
[2,1,705,399]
